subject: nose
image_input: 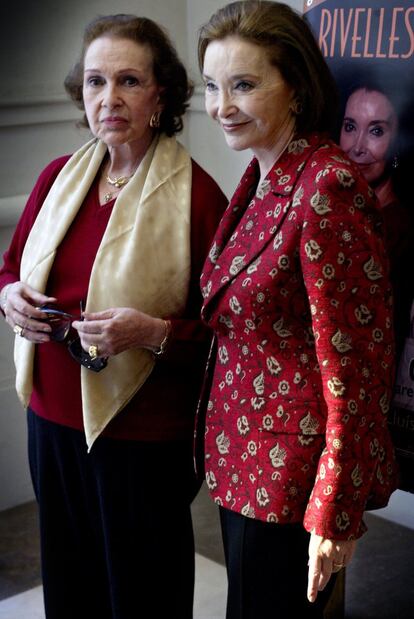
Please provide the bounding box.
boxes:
[351,131,367,157]
[101,83,122,110]
[216,90,238,119]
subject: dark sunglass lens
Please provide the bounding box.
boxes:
[51,323,71,342]
[48,317,71,342]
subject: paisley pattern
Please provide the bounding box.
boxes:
[200,133,397,540]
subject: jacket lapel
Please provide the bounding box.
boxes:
[201,135,318,315]
[201,158,259,285]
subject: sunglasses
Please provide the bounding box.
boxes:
[39,304,108,373]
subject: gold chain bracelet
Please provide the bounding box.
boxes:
[153,320,171,356]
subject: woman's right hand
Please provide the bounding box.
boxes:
[1,282,57,343]
[307,533,356,603]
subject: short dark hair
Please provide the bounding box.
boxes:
[65,14,193,136]
[198,0,338,134]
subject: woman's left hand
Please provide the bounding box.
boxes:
[307,533,356,603]
[72,307,166,358]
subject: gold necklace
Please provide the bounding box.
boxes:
[103,172,131,203]
[106,173,131,188]
[103,158,139,203]
[103,191,115,203]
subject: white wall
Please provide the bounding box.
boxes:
[1,0,413,528]
[0,227,34,510]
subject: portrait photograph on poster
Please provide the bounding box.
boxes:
[304,0,414,491]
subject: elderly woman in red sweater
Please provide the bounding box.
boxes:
[0,14,226,619]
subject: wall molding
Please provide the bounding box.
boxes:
[0,95,83,128]
[0,88,205,129]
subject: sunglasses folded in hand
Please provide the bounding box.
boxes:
[39,305,108,372]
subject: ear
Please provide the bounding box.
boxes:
[289,96,303,116]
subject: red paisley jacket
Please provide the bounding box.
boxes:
[200,133,397,540]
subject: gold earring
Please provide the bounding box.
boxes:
[290,98,303,115]
[150,111,161,128]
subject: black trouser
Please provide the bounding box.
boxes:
[220,507,337,619]
[28,409,201,619]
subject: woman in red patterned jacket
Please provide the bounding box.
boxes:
[198,2,397,617]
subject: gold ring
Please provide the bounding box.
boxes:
[89,345,99,360]
[13,324,24,337]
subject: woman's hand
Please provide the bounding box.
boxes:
[1,282,56,343]
[307,533,356,603]
[72,307,166,358]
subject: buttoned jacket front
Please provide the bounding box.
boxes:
[200,133,397,540]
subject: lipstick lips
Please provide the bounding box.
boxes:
[221,120,251,132]
[102,116,128,126]
[350,159,375,167]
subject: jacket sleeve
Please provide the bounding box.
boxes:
[299,152,396,539]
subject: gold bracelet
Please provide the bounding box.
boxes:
[153,320,171,356]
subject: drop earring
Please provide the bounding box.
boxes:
[392,154,399,169]
[290,98,303,115]
[150,111,161,128]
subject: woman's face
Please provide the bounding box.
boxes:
[202,36,295,159]
[83,36,163,149]
[340,88,397,186]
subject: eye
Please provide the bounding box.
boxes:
[342,120,356,133]
[86,76,104,87]
[204,81,218,93]
[122,75,139,87]
[370,125,385,138]
[235,80,253,92]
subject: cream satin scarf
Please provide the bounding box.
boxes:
[15,134,192,449]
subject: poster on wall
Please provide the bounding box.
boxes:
[304,0,414,492]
